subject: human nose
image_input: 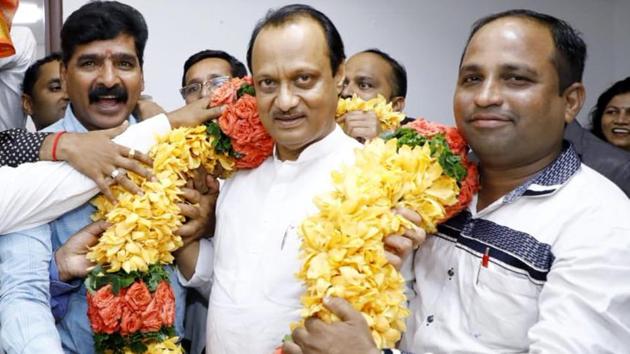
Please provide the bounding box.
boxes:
[340,82,353,99]
[275,83,299,112]
[474,78,503,107]
[199,82,212,98]
[98,61,119,87]
[618,108,630,124]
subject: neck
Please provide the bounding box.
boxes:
[476,145,562,211]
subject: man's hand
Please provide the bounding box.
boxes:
[46,122,154,202]
[176,168,219,245]
[167,96,225,128]
[133,95,166,121]
[55,221,109,282]
[283,297,380,354]
[174,169,219,279]
[341,111,381,142]
[384,207,426,270]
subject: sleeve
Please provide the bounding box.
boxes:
[49,255,82,321]
[527,217,630,353]
[176,238,214,300]
[0,26,36,130]
[0,114,172,234]
[0,129,50,167]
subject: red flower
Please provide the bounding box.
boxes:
[87,285,122,334]
[154,281,176,326]
[140,296,162,333]
[124,281,152,312]
[219,93,274,169]
[87,292,105,333]
[119,304,142,336]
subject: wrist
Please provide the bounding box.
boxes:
[54,132,74,162]
[54,249,72,282]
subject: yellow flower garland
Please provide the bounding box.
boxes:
[295,138,461,348]
[336,94,405,132]
[89,126,234,274]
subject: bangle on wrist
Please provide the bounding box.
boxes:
[51,131,66,161]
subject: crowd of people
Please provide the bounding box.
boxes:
[0,1,629,354]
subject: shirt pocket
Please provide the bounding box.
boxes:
[261,223,304,308]
[467,264,541,351]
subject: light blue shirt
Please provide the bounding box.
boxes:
[41,106,186,353]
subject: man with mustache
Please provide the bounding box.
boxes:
[174,4,426,354]
[0,2,216,353]
[283,9,630,354]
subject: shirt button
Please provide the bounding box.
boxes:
[427,315,434,323]
[447,268,455,277]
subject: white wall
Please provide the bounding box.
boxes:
[63,0,630,126]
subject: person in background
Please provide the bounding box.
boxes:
[21,52,69,130]
[178,48,247,354]
[0,0,35,130]
[339,49,411,141]
[564,76,630,197]
[590,77,630,152]
[180,49,247,104]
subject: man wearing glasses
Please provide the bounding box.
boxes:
[180,49,248,104]
[178,50,247,354]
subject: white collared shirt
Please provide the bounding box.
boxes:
[183,125,361,354]
[401,146,630,353]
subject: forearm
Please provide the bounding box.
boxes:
[174,240,200,281]
[176,238,213,299]
[0,129,50,166]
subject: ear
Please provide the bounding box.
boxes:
[60,62,68,93]
[21,94,33,116]
[391,96,406,112]
[334,62,346,96]
[140,69,145,92]
[562,82,585,124]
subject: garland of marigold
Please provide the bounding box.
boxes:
[336,94,405,132]
[293,120,478,348]
[86,77,272,353]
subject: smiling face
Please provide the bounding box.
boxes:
[454,17,571,169]
[251,17,343,161]
[24,60,69,129]
[601,92,630,151]
[61,34,144,131]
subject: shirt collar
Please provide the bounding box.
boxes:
[59,104,137,133]
[504,141,581,203]
[273,124,351,165]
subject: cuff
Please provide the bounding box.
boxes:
[176,238,213,300]
[49,255,82,297]
[112,113,172,153]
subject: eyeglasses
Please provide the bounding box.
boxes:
[179,76,230,99]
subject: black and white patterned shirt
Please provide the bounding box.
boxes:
[0,129,50,167]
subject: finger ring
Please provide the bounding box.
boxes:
[110,169,122,179]
[128,149,135,159]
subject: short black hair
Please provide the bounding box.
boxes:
[181,50,247,87]
[590,77,630,140]
[61,1,148,67]
[360,48,407,98]
[246,3,345,76]
[21,52,62,97]
[462,9,586,94]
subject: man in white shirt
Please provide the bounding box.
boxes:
[283,9,630,354]
[175,4,425,354]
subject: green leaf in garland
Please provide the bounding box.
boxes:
[237,83,256,98]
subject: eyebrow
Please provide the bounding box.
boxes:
[459,63,539,77]
[76,53,138,63]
